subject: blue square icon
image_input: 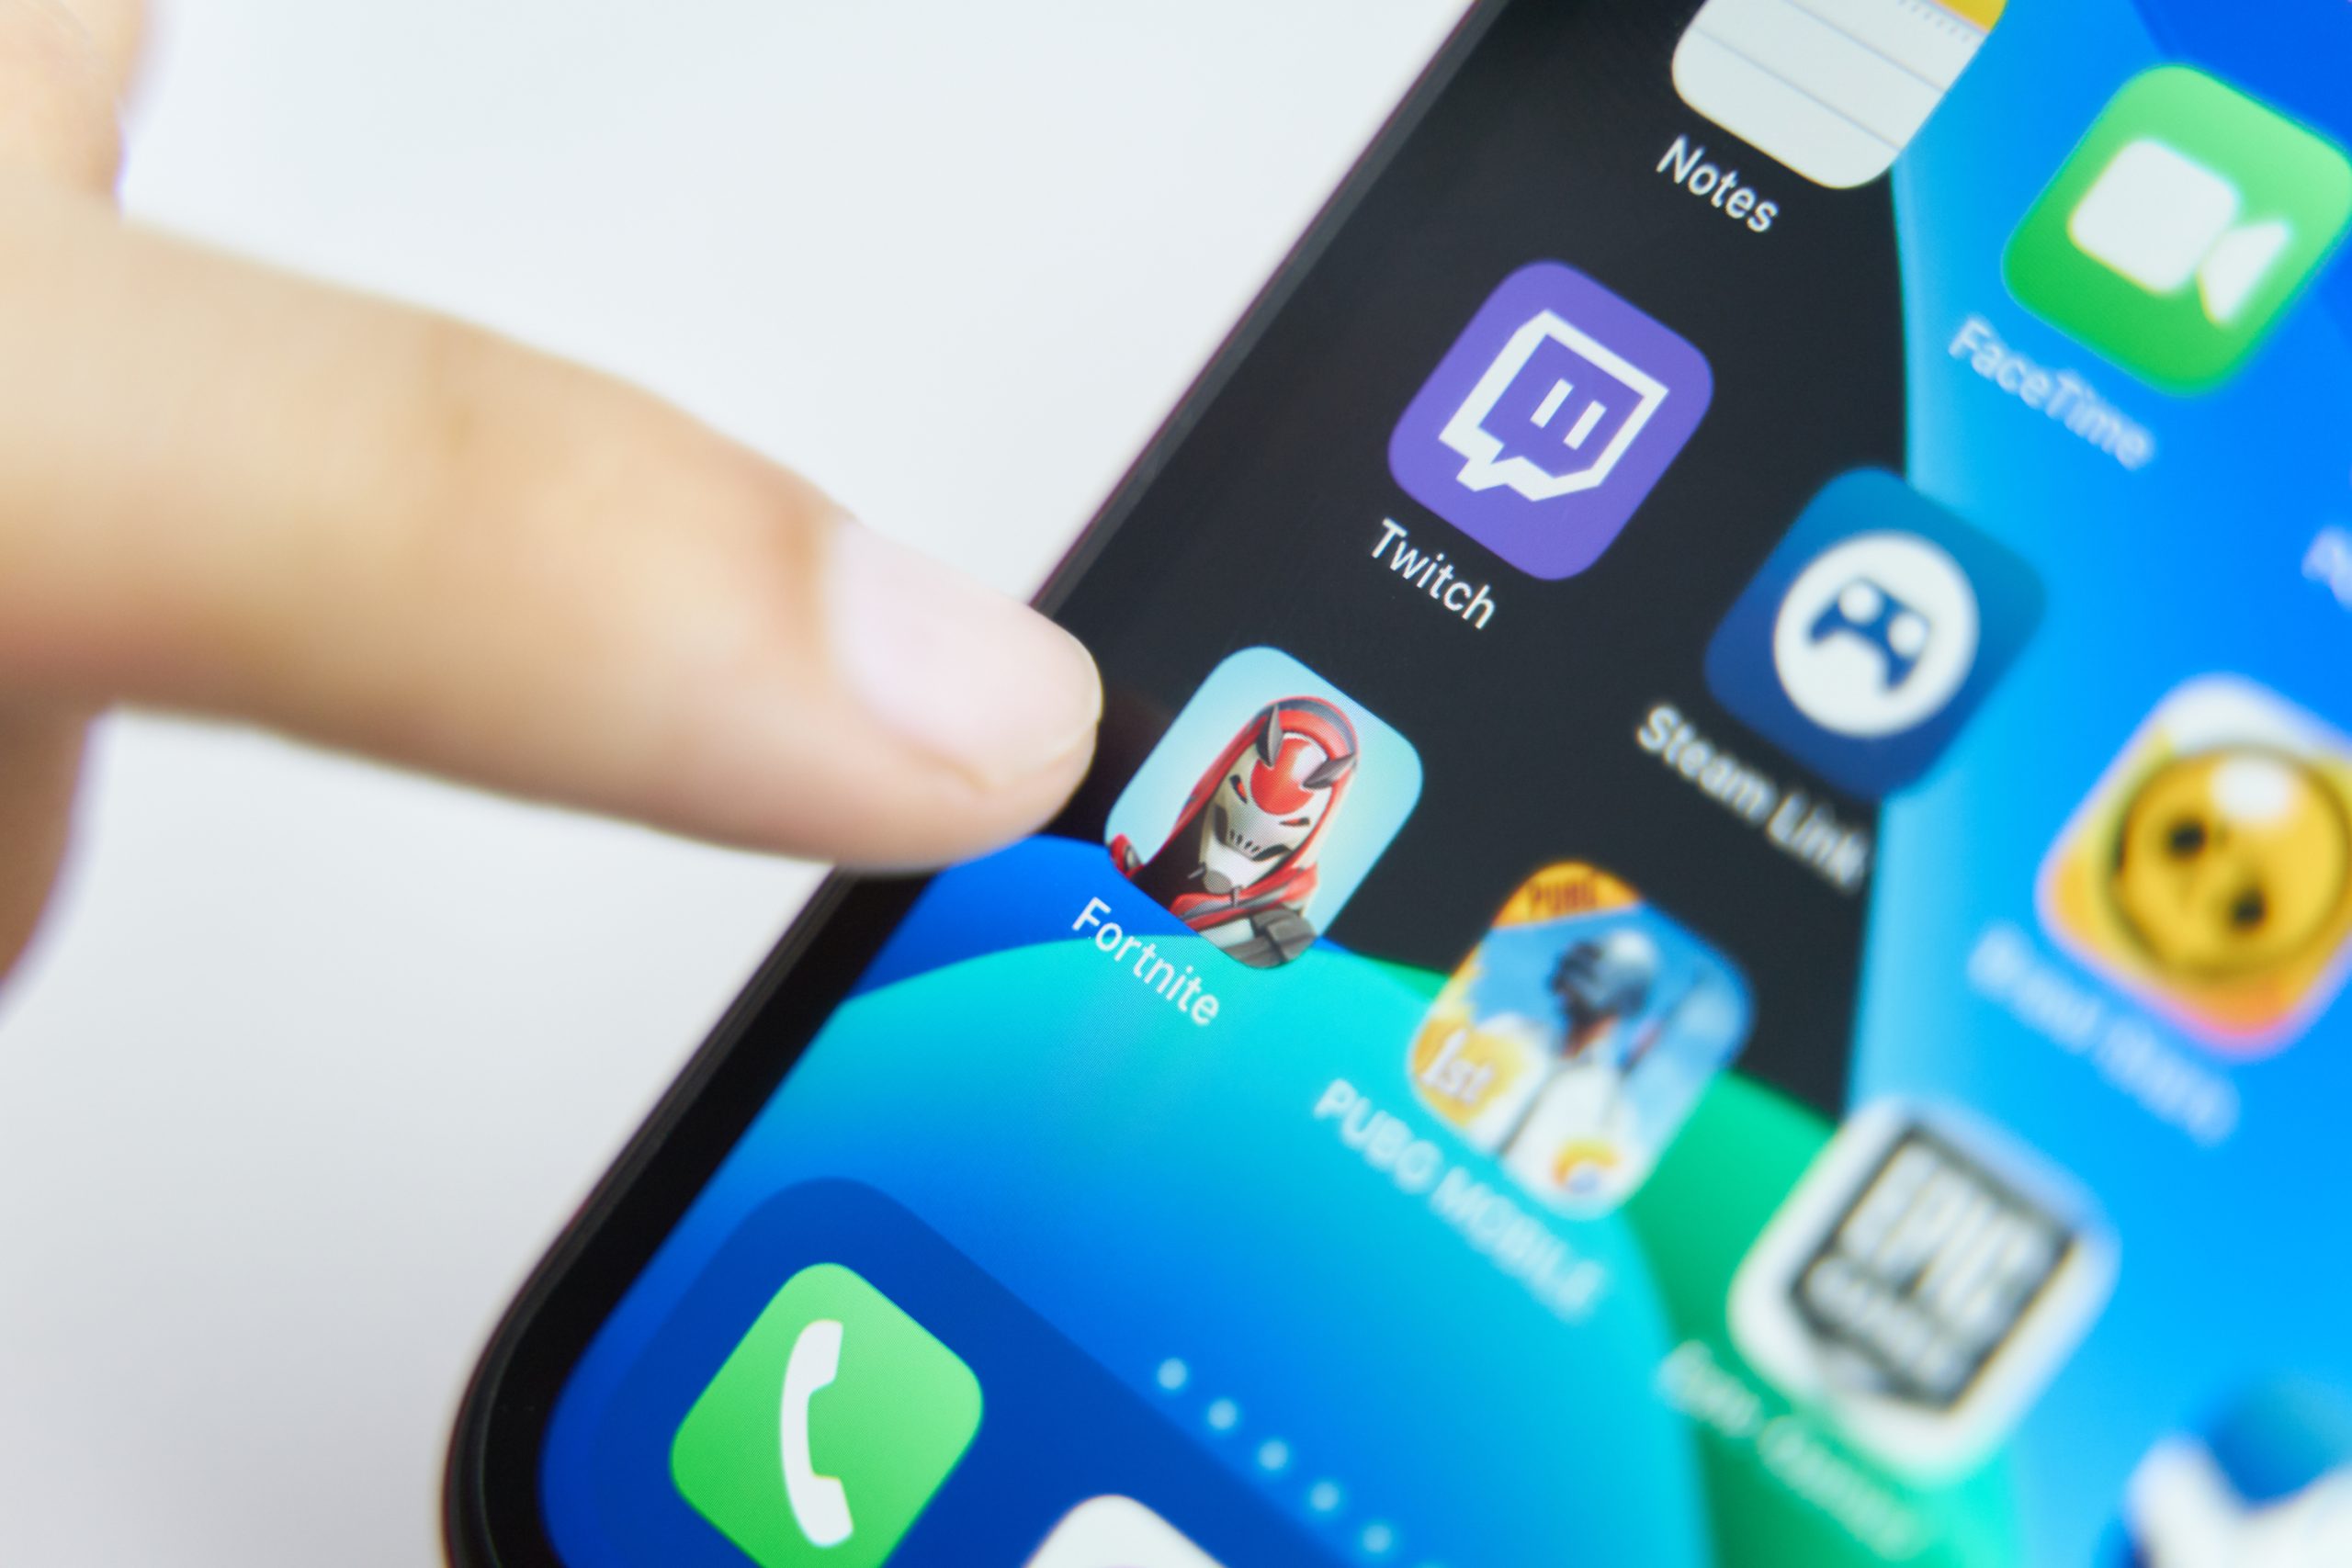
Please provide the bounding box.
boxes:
[1704,470,2041,799]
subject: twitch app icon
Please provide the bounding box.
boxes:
[1389,262,1712,580]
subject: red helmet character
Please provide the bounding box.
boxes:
[1111,695,1360,968]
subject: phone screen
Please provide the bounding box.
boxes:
[484,2,2352,1564]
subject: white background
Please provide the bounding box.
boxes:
[0,2,1464,1563]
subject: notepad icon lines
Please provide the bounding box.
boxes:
[1673,0,2003,189]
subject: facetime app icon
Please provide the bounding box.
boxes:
[1389,262,1710,581]
[2004,67,2352,391]
[1674,0,2004,189]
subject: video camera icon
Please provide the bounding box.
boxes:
[2004,66,2352,392]
[1706,471,2041,799]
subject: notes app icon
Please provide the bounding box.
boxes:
[1673,0,2003,188]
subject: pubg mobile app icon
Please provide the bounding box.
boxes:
[2041,676,2352,1055]
[1729,1101,2118,1479]
[1407,863,1750,1215]
[1106,647,1421,971]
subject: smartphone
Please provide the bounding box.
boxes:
[447,2,2352,1564]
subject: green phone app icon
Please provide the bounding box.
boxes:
[2003,65,2352,392]
[671,1263,982,1568]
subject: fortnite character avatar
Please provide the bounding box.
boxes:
[1111,696,1359,969]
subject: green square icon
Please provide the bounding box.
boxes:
[671,1263,982,1568]
[2003,65,2352,392]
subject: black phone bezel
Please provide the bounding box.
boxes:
[441,6,1509,1561]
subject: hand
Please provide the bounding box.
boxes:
[0,1,1103,976]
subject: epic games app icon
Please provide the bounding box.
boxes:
[1706,468,2041,798]
[2004,66,2352,392]
[671,1263,982,1568]
[1107,647,1421,970]
[2114,1380,2352,1568]
[1408,862,1750,1216]
[1388,261,1712,581]
[1025,1496,1227,1568]
[1728,1101,2117,1478]
[2041,676,2352,1055]
[1674,0,2004,189]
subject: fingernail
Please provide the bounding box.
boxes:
[827,522,1102,787]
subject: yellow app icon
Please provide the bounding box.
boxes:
[2041,676,2352,1055]
[1673,0,2005,188]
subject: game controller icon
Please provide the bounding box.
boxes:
[1808,574,1932,691]
[1767,528,1981,743]
[1704,471,2039,798]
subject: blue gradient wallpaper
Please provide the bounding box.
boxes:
[535,2,2352,1564]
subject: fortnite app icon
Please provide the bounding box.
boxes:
[1390,262,1712,581]
[1108,647,1421,970]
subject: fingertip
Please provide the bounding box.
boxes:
[823,519,1102,795]
[830,714,1100,873]
[582,501,1102,870]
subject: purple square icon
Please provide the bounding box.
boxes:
[1389,262,1712,580]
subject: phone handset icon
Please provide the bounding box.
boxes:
[780,1317,854,1549]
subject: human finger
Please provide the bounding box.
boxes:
[0,0,143,973]
[0,178,1102,870]
[0,0,141,190]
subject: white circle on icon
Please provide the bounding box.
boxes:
[1770,532,1979,739]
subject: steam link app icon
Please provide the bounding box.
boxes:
[671,1263,981,1568]
[2004,66,2352,392]
[2041,677,2352,1055]
[1706,469,2041,798]
[1388,261,1711,580]
[1108,647,1420,970]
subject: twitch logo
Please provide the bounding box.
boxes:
[1390,262,1712,581]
